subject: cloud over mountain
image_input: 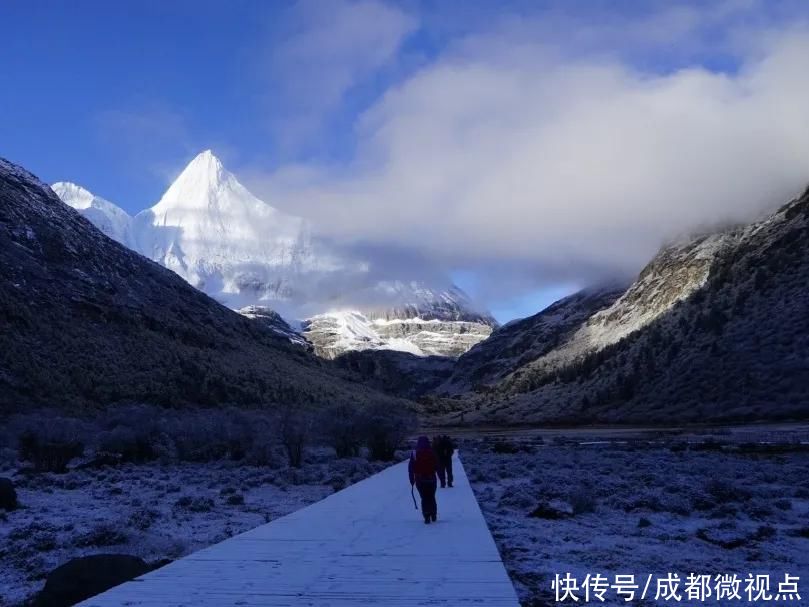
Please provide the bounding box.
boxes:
[247,4,809,304]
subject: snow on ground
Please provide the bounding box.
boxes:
[462,428,809,606]
[0,454,390,606]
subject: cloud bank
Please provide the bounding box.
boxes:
[248,2,809,307]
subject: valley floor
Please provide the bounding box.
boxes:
[0,455,389,606]
[3,426,808,607]
[462,427,809,606]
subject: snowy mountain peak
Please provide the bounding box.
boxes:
[52,181,134,247]
[133,150,314,307]
[181,149,224,181]
[52,182,97,209]
[151,150,239,214]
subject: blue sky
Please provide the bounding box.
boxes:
[3,1,809,322]
[1,1,273,209]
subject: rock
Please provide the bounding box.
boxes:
[36,554,150,606]
[528,499,574,520]
[0,477,17,510]
[226,493,245,506]
[695,527,748,550]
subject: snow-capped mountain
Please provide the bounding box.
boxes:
[302,309,494,359]
[52,151,495,358]
[302,283,496,359]
[132,150,340,308]
[52,181,134,247]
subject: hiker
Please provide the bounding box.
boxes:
[408,436,438,524]
[435,434,455,488]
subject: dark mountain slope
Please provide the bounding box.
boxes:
[0,157,403,412]
[438,286,625,394]
[447,186,809,425]
[332,350,455,399]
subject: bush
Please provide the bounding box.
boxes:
[359,404,416,461]
[318,404,363,458]
[73,523,128,547]
[128,508,159,531]
[162,408,274,463]
[97,426,156,463]
[174,495,214,512]
[226,493,245,506]
[5,405,299,470]
[704,478,750,504]
[568,485,598,515]
[498,483,537,510]
[17,419,85,473]
[492,440,521,454]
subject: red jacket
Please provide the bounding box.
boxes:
[409,446,437,484]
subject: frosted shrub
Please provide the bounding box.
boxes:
[498,483,537,510]
[128,507,159,531]
[703,478,750,504]
[492,440,520,454]
[74,522,128,547]
[568,485,598,515]
[174,495,214,512]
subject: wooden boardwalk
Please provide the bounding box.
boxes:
[79,453,520,606]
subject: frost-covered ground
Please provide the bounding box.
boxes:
[0,454,390,606]
[462,428,809,606]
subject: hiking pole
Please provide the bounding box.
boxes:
[411,484,418,509]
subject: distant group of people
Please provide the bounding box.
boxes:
[408,434,456,524]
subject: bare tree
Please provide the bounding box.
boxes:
[278,407,312,468]
[318,404,363,458]
[359,404,417,461]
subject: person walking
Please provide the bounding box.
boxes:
[435,434,455,488]
[408,436,438,524]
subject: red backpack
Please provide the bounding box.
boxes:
[410,447,437,481]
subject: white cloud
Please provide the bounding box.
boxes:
[248,15,809,303]
[262,0,418,150]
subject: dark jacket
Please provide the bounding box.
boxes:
[435,435,455,461]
